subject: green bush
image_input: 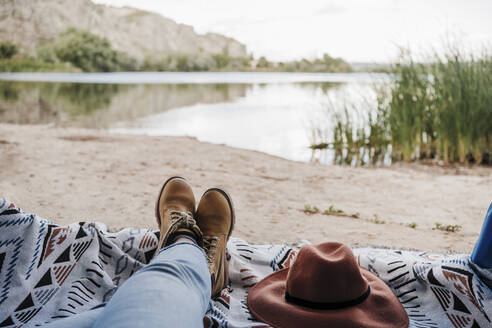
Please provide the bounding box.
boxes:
[0,41,18,59]
[212,51,230,70]
[53,28,136,72]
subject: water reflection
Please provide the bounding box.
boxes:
[0,81,249,128]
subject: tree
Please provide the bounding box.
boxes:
[256,56,270,68]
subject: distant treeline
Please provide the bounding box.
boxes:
[257,55,352,73]
[0,28,352,73]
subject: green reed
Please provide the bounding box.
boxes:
[387,49,492,164]
[311,100,391,166]
[311,46,492,166]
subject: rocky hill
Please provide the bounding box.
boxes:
[0,0,247,61]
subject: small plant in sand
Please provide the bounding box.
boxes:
[371,214,386,224]
[303,205,319,215]
[433,222,462,233]
[407,222,418,229]
[322,205,344,215]
[303,205,361,221]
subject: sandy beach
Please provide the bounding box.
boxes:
[1,123,491,253]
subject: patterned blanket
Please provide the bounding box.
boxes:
[0,198,491,328]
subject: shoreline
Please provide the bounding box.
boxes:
[1,123,491,253]
[0,71,383,84]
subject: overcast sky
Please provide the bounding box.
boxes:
[95,0,492,62]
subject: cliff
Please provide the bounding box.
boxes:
[0,0,247,61]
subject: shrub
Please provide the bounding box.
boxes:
[212,52,230,69]
[54,28,122,72]
[0,41,18,59]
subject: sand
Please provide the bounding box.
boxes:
[1,123,491,253]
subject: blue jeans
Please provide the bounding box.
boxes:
[45,242,212,328]
[471,202,492,268]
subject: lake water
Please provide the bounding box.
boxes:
[0,72,385,164]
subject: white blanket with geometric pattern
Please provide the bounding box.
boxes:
[0,198,491,328]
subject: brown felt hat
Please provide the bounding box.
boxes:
[247,242,409,328]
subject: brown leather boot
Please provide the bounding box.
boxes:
[195,188,235,298]
[155,177,203,250]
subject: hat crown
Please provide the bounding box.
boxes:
[286,242,369,304]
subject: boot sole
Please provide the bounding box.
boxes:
[154,176,188,228]
[201,187,235,240]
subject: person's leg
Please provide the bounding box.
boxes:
[44,176,232,328]
[43,239,210,328]
[471,202,492,268]
[43,306,104,328]
[92,240,211,328]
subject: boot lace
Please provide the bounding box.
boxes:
[169,210,195,226]
[160,210,202,248]
[203,236,220,266]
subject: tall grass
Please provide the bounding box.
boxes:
[388,49,492,164]
[310,97,391,166]
[311,46,492,166]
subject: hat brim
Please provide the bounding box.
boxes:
[247,267,409,328]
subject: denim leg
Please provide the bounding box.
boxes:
[93,242,211,328]
[43,307,104,328]
[471,202,492,268]
[45,242,211,328]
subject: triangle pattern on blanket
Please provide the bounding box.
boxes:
[428,267,444,287]
[15,293,34,311]
[0,316,13,327]
[453,292,471,314]
[73,240,92,261]
[54,245,71,264]
[76,226,88,239]
[53,263,76,285]
[35,269,53,288]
